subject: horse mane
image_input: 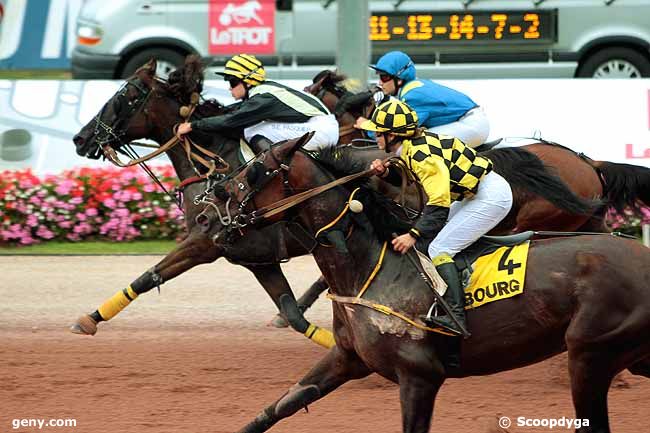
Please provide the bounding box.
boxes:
[164,55,228,117]
[165,55,204,104]
[307,146,412,240]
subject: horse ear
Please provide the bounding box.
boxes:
[135,58,157,82]
[293,131,315,153]
[280,132,315,159]
[143,58,157,77]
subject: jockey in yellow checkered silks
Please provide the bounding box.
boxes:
[359,99,513,339]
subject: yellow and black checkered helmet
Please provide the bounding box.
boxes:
[216,54,266,86]
[359,99,419,136]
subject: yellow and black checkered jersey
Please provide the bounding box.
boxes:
[400,131,493,207]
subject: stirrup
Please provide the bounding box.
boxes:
[422,304,470,338]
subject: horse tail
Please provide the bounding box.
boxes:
[484,147,599,216]
[591,160,650,212]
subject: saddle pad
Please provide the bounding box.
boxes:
[239,138,256,163]
[464,241,530,310]
[416,248,448,296]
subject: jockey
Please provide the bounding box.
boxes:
[359,99,513,337]
[177,54,339,151]
[356,51,489,148]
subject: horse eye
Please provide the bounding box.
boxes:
[112,98,122,113]
[238,182,246,191]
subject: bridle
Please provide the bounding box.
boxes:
[203,140,378,243]
[93,78,154,150]
[204,147,294,232]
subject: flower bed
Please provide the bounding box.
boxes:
[1,166,646,245]
[607,207,650,238]
[0,167,184,245]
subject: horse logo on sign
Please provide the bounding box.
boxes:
[219,1,263,26]
[209,0,275,55]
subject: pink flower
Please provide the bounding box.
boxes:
[103,198,117,208]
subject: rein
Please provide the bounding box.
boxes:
[237,165,378,227]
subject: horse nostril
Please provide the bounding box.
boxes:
[195,213,213,233]
[196,214,208,225]
[73,135,84,146]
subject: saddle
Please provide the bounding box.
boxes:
[453,231,534,288]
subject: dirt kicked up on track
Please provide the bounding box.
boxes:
[1,255,648,433]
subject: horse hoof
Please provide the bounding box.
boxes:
[70,315,97,335]
[269,313,289,328]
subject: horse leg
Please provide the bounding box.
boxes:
[270,275,328,328]
[70,232,218,335]
[247,265,335,349]
[398,372,444,433]
[567,350,615,433]
[564,248,650,432]
[235,345,371,433]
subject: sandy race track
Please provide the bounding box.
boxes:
[1,255,648,433]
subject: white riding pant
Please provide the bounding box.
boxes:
[244,114,339,151]
[427,106,490,148]
[427,171,513,259]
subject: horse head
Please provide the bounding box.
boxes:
[305,70,371,144]
[208,132,316,246]
[73,55,225,161]
[305,69,349,115]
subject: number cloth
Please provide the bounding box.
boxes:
[464,242,530,309]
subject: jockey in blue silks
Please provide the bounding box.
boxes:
[357,51,489,148]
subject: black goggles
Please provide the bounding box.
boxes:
[226,76,243,88]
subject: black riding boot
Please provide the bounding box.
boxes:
[424,260,471,338]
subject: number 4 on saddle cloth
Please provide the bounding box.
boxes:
[419,232,533,311]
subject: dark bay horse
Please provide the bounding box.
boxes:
[68,56,601,342]
[208,135,650,433]
[70,58,339,347]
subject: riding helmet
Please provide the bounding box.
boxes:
[359,99,419,136]
[216,54,266,86]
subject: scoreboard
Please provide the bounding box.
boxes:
[369,10,557,45]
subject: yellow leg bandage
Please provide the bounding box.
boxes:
[432,253,454,267]
[97,286,139,321]
[304,324,336,349]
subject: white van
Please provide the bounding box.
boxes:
[71,0,650,79]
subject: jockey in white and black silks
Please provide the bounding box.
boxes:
[356,51,490,148]
[359,99,513,337]
[176,54,339,151]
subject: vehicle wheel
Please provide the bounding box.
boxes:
[577,47,650,78]
[119,47,186,79]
